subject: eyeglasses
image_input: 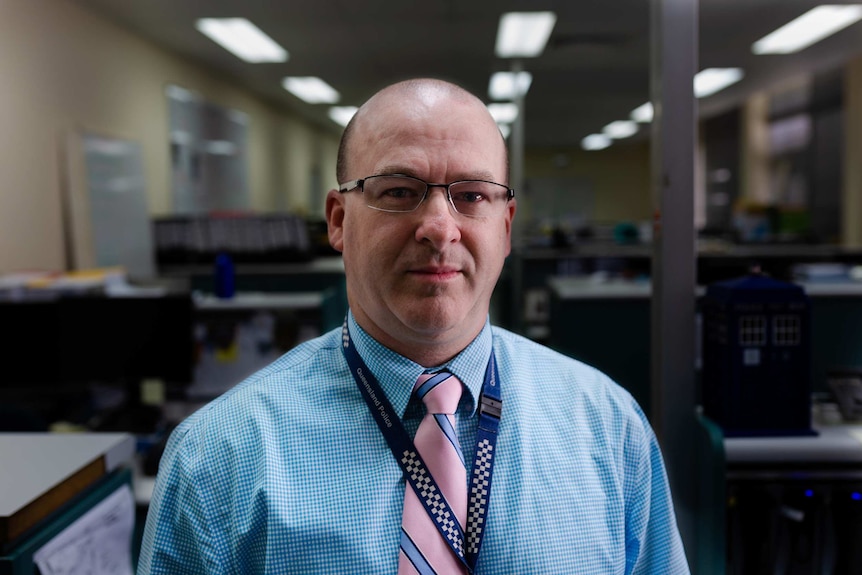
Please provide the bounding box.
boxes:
[338,174,514,218]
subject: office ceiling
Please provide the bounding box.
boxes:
[70,0,862,149]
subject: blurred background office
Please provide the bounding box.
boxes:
[3,1,862,573]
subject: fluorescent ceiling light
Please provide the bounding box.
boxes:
[488,71,533,100]
[196,18,288,63]
[329,106,358,127]
[752,5,862,55]
[487,103,519,124]
[603,120,638,139]
[581,134,611,151]
[282,77,340,104]
[495,12,557,57]
[166,85,199,103]
[694,68,744,98]
[630,102,654,123]
[498,124,512,139]
[171,131,193,146]
[204,140,238,155]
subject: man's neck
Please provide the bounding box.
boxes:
[350,312,480,368]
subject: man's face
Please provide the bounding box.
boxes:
[326,90,515,363]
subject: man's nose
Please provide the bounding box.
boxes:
[421,185,456,215]
[414,186,461,247]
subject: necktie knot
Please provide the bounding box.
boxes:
[415,371,462,415]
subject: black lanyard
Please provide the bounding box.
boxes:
[341,318,501,573]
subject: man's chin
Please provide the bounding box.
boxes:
[397,309,481,341]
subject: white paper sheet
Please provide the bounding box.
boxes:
[33,483,135,575]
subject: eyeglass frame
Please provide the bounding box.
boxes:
[337,173,515,218]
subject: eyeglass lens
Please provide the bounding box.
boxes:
[363,175,509,217]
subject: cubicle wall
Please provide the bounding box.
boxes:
[178,258,348,399]
[809,293,862,393]
[547,287,652,417]
[546,278,862,417]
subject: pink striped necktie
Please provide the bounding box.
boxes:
[398,371,468,575]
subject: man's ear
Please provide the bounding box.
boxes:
[503,198,516,257]
[325,189,345,253]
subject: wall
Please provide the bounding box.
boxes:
[0,0,340,274]
[280,115,316,215]
[845,56,862,248]
[522,140,652,225]
[703,108,742,232]
[740,91,771,205]
[732,65,862,245]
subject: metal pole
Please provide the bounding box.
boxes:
[510,59,526,335]
[650,0,698,569]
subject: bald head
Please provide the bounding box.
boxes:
[336,78,507,184]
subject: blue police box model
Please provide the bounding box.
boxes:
[701,272,814,437]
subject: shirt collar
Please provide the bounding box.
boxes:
[347,311,492,418]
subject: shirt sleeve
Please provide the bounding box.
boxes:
[624,403,691,575]
[136,422,229,575]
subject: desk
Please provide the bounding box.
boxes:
[701,422,862,574]
[0,432,135,545]
[545,277,664,416]
[0,432,135,574]
[168,256,346,295]
[725,424,862,489]
[193,291,324,311]
[189,290,338,399]
[547,277,654,299]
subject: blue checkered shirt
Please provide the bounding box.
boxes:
[138,312,689,574]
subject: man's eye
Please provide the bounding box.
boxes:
[453,191,486,203]
[382,187,419,199]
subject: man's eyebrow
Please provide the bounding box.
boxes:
[375,165,417,177]
[454,170,498,182]
[374,166,500,182]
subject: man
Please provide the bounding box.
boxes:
[138,78,689,574]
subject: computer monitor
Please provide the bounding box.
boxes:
[1,294,194,432]
[0,300,63,386]
[58,295,194,386]
[1,294,194,388]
